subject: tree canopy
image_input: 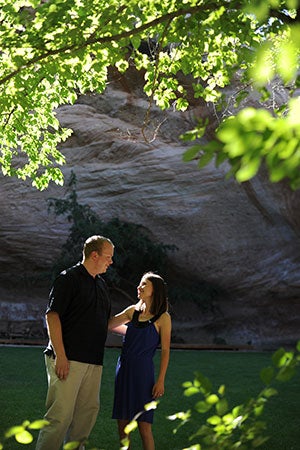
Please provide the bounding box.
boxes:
[1,0,300,189]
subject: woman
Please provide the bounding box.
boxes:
[109,272,172,450]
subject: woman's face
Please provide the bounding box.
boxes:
[137,277,153,301]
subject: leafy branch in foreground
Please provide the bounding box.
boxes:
[120,401,158,450]
[168,341,300,449]
[0,419,48,449]
[183,97,300,190]
[1,0,300,188]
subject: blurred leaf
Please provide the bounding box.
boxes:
[28,419,50,430]
[194,371,213,393]
[216,398,228,416]
[277,41,298,83]
[64,442,81,450]
[5,425,24,439]
[250,42,274,85]
[272,348,293,368]
[15,430,33,444]
[260,366,274,385]
[195,401,212,413]
[261,387,278,398]
[167,410,191,422]
[184,386,200,397]
[206,394,219,405]
[276,366,296,382]
[218,384,226,396]
[182,144,201,162]
[207,415,221,425]
[144,400,157,411]
[236,157,261,182]
[198,151,214,168]
[124,420,138,434]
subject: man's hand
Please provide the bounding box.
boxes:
[55,355,70,380]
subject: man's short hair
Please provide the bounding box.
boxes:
[83,235,113,259]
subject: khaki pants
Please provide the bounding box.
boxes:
[36,355,103,450]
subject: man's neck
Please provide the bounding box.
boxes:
[82,260,97,278]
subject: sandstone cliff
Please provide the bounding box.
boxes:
[1,72,300,349]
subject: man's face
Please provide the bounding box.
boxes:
[95,242,114,274]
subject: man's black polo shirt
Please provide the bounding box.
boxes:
[44,263,111,365]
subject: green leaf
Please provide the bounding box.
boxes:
[184,386,200,397]
[216,398,228,416]
[182,145,201,162]
[176,97,189,111]
[194,371,213,393]
[198,151,214,168]
[218,385,226,396]
[206,394,219,405]
[254,404,264,416]
[272,348,292,368]
[195,401,212,413]
[28,419,50,430]
[277,41,298,84]
[144,400,157,411]
[261,387,278,398]
[260,366,274,385]
[5,425,24,438]
[63,442,81,450]
[15,430,33,444]
[207,415,221,425]
[131,35,141,50]
[124,420,138,434]
[276,366,296,382]
[236,157,261,182]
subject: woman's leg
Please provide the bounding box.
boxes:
[118,419,130,448]
[138,421,155,450]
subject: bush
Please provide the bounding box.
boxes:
[47,172,176,292]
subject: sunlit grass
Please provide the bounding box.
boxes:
[0,346,299,450]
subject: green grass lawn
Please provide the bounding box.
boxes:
[0,346,299,450]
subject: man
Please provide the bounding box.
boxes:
[36,235,114,450]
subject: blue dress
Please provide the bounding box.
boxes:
[112,310,160,423]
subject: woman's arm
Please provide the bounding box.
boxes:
[152,312,172,399]
[108,305,135,332]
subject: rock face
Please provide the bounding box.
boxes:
[1,73,300,349]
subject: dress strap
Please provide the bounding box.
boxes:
[132,310,161,328]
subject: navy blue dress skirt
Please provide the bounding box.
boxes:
[112,310,160,423]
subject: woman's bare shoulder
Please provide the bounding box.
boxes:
[158,311,171,324]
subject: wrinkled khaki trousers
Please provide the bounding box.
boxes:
[35,355,102,450]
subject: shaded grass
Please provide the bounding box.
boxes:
[0,346,299,450]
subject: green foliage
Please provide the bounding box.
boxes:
[121,401,158,449]
[183,98,300,189]
[167,342,300,449]
[168,280,223,314]
[1,0,300,188]
[48,172,176,287]
[1,420,48,448]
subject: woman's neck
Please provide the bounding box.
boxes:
[138,299,152,315]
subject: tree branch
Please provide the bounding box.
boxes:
[0,3,222,86]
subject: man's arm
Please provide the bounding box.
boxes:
[46,311,70,380]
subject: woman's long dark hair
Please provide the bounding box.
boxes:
[143,272,168,316]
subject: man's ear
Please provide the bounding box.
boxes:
[91,250,99,260]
